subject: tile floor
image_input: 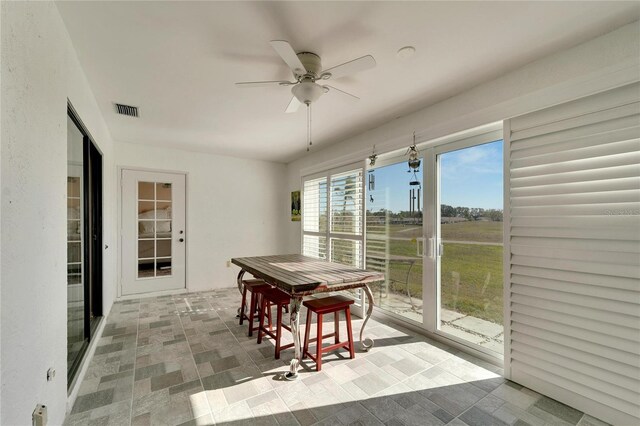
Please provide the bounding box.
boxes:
[64,288,608,426]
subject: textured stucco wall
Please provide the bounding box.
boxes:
[1,2,68,424]
[1,2,116,424]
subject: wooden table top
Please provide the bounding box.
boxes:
[231,254,385,295]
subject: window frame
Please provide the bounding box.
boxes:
[301,162,366,265]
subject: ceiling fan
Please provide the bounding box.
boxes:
[235,40,376,113]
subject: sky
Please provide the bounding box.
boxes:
[368,140,503,212]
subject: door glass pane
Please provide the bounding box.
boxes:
[438,140,504,353]
[137,180,173,278]
[138,181,154,200]
[138,240,154,258]
[156,258,172,276]
[138,259,155,278]
[156,182,172,200]
[157,239,172,257]
[67,116,85,376]
[366,160,424,324]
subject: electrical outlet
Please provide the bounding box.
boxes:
[226,260,231,268]
[33,404,47,426]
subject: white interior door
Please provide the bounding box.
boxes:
[121,169,186,295]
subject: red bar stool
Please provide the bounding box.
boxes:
[257,287,294,359]
[303,295,355,371]
[238,279,272,337]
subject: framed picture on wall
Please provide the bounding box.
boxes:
[291,190,301,221]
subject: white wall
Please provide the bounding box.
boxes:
[114,142,289,293]
[1,2,116,425]
[284,21,640,252]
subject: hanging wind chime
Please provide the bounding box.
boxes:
[406,132,421,217]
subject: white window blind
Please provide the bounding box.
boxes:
[505,82,640,425]
[302,166,364,268]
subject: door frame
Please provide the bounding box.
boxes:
[424,126,505,360]
[117,166,189,298]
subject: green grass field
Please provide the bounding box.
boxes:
[368,220,504,325]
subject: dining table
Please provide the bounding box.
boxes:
[231,254,385,380]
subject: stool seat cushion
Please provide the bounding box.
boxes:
[303,295,354,313]
[261,288,291,305]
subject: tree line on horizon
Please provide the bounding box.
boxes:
[367,204,503,222]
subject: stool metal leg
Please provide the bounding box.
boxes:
[285,297,303,380]
[239,287,248,325]
[303,309,312,359]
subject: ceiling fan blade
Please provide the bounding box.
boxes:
[270,40,307,76]
[235,80,294,87]
[321,55,376,80]
[285,96,302,113]
[323,85,360,100]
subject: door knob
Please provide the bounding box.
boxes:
[179,238,184,242]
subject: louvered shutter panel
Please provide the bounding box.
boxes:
[330,170,364,268]
[302,176,327,259]
[505,82,640,425]
[302,167,364,267]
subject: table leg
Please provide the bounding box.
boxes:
[285,296,303,380]
[236,269,246,318]
[360,284,375,351]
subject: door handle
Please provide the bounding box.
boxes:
[179,238,184,243]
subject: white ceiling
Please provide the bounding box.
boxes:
[56,1,640,163]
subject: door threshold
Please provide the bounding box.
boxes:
[118,288,187,300]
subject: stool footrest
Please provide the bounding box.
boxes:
[306,332,337,343]
[304,342,350,361]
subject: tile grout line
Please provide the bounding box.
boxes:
[173,293,218,423]
[128,298,141,426]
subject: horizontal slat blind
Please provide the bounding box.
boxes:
[506,82,640,425]
[303,177,327,234]
[302,166,364,269]
[330,170,364,236]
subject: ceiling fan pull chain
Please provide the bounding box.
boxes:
[309,103,313,148]
[306,103,313,152]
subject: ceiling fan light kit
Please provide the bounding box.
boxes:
[292,80,324,104]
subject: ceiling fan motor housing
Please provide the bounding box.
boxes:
[296,52,322,78]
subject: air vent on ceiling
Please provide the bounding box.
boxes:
[115,103,139,117]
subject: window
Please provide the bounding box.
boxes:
[302,165,364,268]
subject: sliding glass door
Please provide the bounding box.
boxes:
[360,125,504,357]
[67,104,103,386]
[435,139,504,354]
[365,158,424,324]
